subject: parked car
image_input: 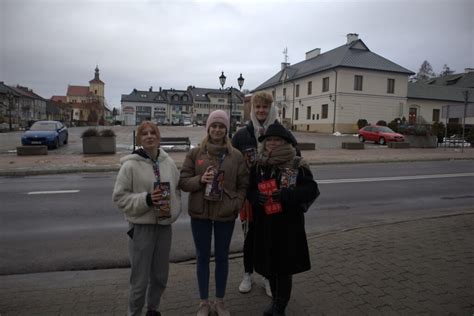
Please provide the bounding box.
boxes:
[171,118,181,126]
[358,125,404,145]
[21,120,68,149]
[182,119,192,126]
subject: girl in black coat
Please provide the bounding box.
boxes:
[247,123,320,316]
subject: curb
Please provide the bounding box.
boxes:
[1,156,473,177]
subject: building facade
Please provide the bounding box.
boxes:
[120,86,244,126]
[253,34,415,133]
[66,66,105,105]
[0,82,47,129]
[407,69,474,125]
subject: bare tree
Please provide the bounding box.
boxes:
[439,64,455,76]
[412,60,436,82]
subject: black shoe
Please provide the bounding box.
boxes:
[263,302,274,316]
[273,302,286,316]
[145,311,161,316]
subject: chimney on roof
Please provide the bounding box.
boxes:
[159,86,162,92]
[346,33,359,44]
[465,68,474,73]
[281,62,290,70]
[305,48,321,60]
[149,86,153,92]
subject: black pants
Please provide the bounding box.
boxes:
[243,222,254,273]
[269,274,292,311]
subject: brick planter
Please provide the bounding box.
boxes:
[82,137,116,154]
[404,135,437,148]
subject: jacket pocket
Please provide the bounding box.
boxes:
[223,188,241,216]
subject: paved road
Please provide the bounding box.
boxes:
[2,161,474,275]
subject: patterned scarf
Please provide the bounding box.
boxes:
[258,143,296,169]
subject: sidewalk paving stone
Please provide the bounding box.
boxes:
[1,214,473,315]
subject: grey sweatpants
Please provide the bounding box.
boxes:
[128,223,172,316]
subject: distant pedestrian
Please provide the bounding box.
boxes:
[179,110,248,316]
[113,121,182,316]
[232,91,298,297]
[247,122,319,316]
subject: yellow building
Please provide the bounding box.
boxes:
[66,66,105,105]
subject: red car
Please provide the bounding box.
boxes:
[358,125,404,145]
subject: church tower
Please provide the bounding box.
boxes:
[89,65,105,105]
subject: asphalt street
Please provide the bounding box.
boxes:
[1,160,474,275]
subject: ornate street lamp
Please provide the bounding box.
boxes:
[219,71,226,89]
[461,90,470,153]
[238,73,245,90]
[218,71,244,138]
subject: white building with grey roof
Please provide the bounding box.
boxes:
[253,33,415,133]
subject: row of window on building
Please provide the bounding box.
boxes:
[279,76,396,98]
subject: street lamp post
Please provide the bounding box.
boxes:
[6,91,14,132]
[219,71,244,138]
[461,90,470,153]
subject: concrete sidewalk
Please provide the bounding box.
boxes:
[1,213,473,315]
[1,146,474,176]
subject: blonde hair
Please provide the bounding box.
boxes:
[135,121,160,146]
[198,135,234,155]
[251,91,273,107]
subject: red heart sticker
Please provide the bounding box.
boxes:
[197,159,204,165]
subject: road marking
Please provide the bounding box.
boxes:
[319,172,474,184]
[27,190,80,195]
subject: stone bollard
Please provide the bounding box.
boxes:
[388,142,410,148]
[296,142,316,151]
[341,142,364,149]
[17,146,48,156]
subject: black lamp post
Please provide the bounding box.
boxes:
[6,91,14,132]
[461,90,470,153]
[219,71,244,138]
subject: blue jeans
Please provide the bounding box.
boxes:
[191,218,235,300]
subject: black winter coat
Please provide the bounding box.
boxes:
[248,163,319,277]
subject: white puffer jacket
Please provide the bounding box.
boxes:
[113,148,182,225]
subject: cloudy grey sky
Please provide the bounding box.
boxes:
[1,0,473,109]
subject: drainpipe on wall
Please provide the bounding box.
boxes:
[332,69,338,133]
[291,81,295,130]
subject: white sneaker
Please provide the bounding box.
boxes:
[263,278,272,297]
[238,272,252,293]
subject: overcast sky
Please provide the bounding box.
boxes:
[1,0,473,109]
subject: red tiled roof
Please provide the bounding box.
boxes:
[67,85,90,96]
[51,95,67,102]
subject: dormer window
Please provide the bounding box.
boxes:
[182,95,188,102]
[173,95,179,101]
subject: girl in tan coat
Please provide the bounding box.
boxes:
[179,110,248,316]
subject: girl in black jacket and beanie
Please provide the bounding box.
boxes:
[247,123,320,316]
